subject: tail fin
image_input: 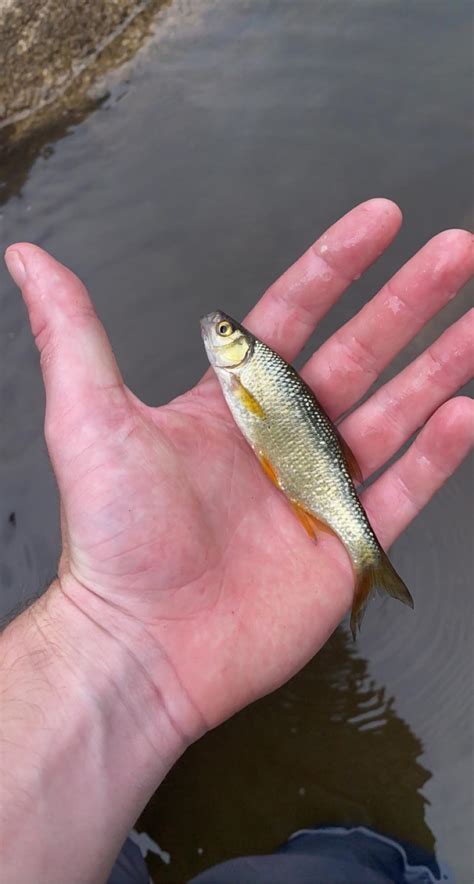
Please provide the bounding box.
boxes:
[350,549,413,640]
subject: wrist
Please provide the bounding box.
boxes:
[0,579,199,884]
[56,571,206,755]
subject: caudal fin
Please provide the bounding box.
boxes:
[350,549,413,640]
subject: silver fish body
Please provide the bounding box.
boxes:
[201,311,413,636]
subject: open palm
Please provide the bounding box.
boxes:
[6,199,473,737]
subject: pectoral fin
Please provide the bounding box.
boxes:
[232,378,266,418]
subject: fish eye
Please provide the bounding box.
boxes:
[217,320,233,337]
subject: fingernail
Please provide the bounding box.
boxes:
[5,250,27,287]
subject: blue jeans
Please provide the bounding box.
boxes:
[107,825,453,883]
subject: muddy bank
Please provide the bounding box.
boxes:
[0,0,168,138]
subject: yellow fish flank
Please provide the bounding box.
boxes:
[201,311,413,637]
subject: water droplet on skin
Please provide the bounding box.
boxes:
[386,295,403,314]
[319,243,329,254]
[416,454,430,468]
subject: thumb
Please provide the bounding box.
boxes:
[4,244,126,474]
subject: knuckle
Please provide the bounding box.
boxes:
[338,333,378,379]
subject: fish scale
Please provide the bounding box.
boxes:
[238,340,377,567]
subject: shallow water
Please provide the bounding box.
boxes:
[0,1,472,880]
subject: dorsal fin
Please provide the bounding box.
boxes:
[336,430,363,484]
[300,378,363,484]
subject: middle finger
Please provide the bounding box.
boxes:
[244,198,402,361]
[301,229,473,419]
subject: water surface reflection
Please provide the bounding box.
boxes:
[140,628,435,882]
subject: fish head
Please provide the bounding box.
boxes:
[200,310,253,372]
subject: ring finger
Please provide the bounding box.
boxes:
[339,310,473,482]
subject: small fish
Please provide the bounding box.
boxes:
[201,311,413,638]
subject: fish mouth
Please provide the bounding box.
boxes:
[200,310,225,338]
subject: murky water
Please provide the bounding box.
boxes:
[0,1,472,881]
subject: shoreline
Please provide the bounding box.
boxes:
[0,0,169,143]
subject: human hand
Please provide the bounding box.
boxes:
[5,200,473,740]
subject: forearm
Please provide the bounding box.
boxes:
[0,582,190,884]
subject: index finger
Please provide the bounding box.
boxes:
[244,198,402,360]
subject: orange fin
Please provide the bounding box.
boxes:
[336,430,363,484]
[310,514,337,537]
[258,452,281,488]
[350,549,414,640]
[290,501,336,542]
[232,378,265,418]
[290,502,318,539]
